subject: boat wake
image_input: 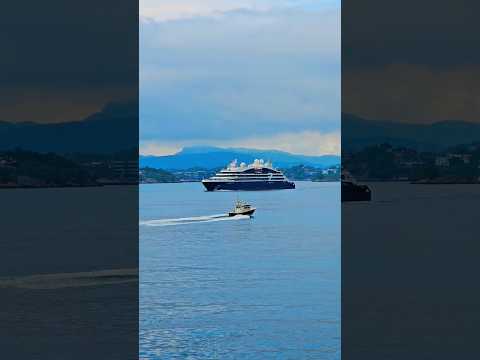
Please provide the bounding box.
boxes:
[140,213,250,227]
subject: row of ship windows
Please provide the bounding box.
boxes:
[210,178,287,181]
[215,174,284,177]
[212,176,285,179]
[218,172,281,175]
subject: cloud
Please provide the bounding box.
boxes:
[1,86,134,123]
[343,1,480,70]
[341,1,480,124]
[140,0,270,22]
[343,64,480,123]
[1,1,137,122]
[140,5,341,151]
[140,130,340,156]
[140,0,339,21]
[140,142,182,156]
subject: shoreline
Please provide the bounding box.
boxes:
[0,183,137,190]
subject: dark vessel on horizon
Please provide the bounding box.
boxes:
[202,159,295,191]
[341,170,371,201]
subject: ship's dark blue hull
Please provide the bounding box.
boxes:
[202,181,295,191]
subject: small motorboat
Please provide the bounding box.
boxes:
[228,200,256,217]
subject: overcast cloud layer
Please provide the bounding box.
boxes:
[343,0,480,123]
[1,1,137,123]
[140,0,340,155]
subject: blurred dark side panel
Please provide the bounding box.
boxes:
[0,1,138,359]
[342,1,480,358]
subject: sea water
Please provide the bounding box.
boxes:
[140,181,341,359]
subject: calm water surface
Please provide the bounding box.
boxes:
[1,186,138,359]
[342,182,480,359]
[140,181,340,359]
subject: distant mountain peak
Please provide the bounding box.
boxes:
[0,101,137,153]
[179,145,322,157]
[140,146,340,170]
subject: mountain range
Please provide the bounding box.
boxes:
[343,113,480,152]
[3,107,480,158]
[140,146,340,170]
[0,102,137,153]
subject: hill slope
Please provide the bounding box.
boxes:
[0,102,137,153]
[343,113,480,152]
[140,146,340,170]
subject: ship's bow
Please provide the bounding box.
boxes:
[202,180,217,191]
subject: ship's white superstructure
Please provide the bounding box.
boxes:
[208,159,288,182]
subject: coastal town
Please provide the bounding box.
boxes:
[4,141,480,188]
[344,142,480,183]
[0,150,138,188]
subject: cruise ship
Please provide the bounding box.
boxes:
[202,159,295,191]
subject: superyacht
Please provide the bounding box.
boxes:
[202,159,295,191]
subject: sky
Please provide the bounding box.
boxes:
[342,0,480,124]
[1,1,137,123]
[140,0,341,156]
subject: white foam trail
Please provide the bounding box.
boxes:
[140,214,250,227]
[0,268,138,290]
